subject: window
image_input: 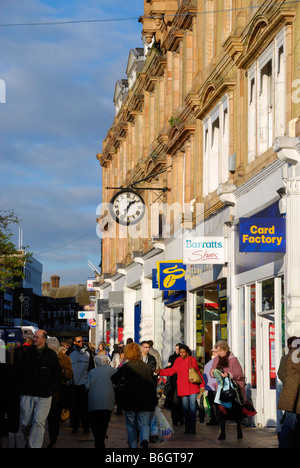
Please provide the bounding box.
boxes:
[203,96,229,197]
[247,29,286,162]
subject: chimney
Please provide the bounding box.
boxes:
[50,275,60,288]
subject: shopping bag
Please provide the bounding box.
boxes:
[150,410,159,443]
[155,406,174,441]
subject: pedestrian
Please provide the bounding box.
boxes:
[158,344,204,434]
[111,342,124,368]
[148,340,162,370]
[85,354,116,448]
[277,336,297,440]
[68,334,94,434]
[203,347,219,425]
[15,329,61,448]
[277,337,300,448]
[163,343,184,427]
[111,342,158,448]
[0,357,20,448]
[277,336,297,383]
[210,340,246,441]
[46,336,74,448]
[114,346,126,414]
[97,341,111,362]
[140,340,157,373]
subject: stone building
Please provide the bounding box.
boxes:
[96,0,300,427]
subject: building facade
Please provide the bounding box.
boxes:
[95,0,300,427]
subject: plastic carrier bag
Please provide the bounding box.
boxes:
[154,406,174,442]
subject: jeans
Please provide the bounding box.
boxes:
[279,411,298,448]
[182,393,197,432]
[20,395,52,448]
[125,410,153,448]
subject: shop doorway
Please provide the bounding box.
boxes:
[245,277,284,427]
[196,281,226,367]
[257,311,276,426]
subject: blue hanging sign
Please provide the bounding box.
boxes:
[157,260,186,291]
[239,218,286,253]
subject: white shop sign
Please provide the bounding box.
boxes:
[183,237,226,265]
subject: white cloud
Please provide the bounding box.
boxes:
[0,0,143,284]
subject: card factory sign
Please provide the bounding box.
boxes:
[239,218,286,253]
[183,237,226,265]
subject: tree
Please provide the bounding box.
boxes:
[0,209,30,292]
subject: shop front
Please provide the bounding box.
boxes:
[234,202,286,427]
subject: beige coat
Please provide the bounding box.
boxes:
[278,347,300,414]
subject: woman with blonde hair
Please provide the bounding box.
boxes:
[111,342,157,448]
[210,340,246,440]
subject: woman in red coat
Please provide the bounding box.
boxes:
[159,344,204,434]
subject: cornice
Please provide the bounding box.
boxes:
[227,7,296,69]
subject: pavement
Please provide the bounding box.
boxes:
[3,399,279,450]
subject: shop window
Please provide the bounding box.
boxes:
[203,96,229,197]
[247,29,286,162]
[261,278,274,311]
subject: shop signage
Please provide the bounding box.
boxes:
[183,237,226,264]
[87,318,97,328]
[152,269,159,289]
[108,291,124,309]
[239,218,286,253]
[157,260,186,291]
[87,277,95,291]
[84,303,95,312]
[97,299,110,315]
[78,311,95,319]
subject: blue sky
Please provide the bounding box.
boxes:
[0,0,143,285]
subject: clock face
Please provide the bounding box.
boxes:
[109,190,146,225]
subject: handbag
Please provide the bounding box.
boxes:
[220,376,245,405]
[163,378,173,397]
[188,361,203,385]
[230,377,245,406]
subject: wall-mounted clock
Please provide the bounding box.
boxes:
[109,189,146,226]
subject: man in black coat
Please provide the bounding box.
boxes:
[15,329,61,448]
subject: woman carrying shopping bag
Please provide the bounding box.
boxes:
[210,340,246,441]
[158,344,204,434]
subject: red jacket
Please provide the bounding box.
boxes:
[159,356,204,397]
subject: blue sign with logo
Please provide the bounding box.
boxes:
[239,218,286,253]
[157,260,186,291]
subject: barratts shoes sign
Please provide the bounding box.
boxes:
[183,237,226,265]
[239,218,286,253]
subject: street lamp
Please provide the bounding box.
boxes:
[19,293,25,328]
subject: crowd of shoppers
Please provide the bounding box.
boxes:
[0,331,299,449]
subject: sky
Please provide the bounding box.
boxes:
[0,0,143,286]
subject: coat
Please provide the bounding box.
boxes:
[159,356,204,397]
[85,365,116,412]
[278,347,300,414]
[111,359,157,411]
[210,352,246,400]
[69,346,94,386]
[16,344,61,398]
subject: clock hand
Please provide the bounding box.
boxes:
[119,201,135,220]
[124,200,136,214]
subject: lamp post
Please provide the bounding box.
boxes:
[19,293,25,328]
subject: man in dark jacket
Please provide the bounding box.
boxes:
[16,329,61,448]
